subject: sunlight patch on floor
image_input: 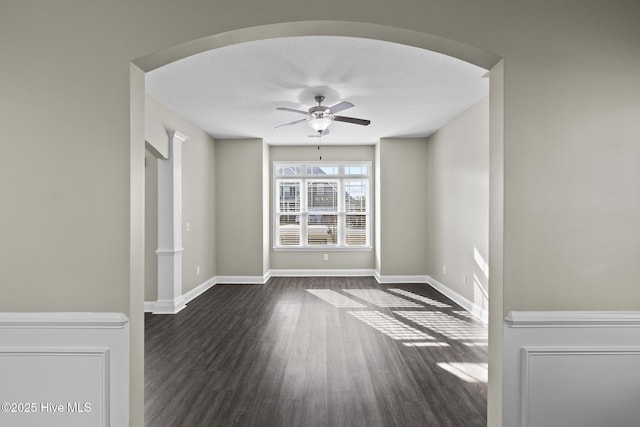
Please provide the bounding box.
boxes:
[394,311,487,341]
[342,289,422,307]
[348,311,434,340]
[403,342,450,348]
[387,289,451,308]
[437,362,488,383]
[463,342,488,347]
[306,289,366,308]
[452,310,474,319]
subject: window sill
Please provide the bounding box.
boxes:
[273,246,373,252]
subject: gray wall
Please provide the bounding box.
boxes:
[181,121,216,293]
[145,96,216,296]
[215,139,266,277]
[3,3,639,425]
[144,149,158,301]
[269,145,376,270]
[377,138,430,276]
[426,98,490,306]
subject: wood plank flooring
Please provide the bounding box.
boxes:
[145,277,488,426]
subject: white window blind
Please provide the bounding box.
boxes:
[344,179,368,246]
[278,180,301,245]
[275,162,371,249]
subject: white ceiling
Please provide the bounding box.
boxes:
[146,36,489,145]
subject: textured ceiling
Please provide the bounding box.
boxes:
[146,36,489,145]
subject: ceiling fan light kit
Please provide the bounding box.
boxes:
[308,116,332,132]
[276,95,371,135]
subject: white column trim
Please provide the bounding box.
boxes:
[156,248,184,254]
[169,130,189,144]
[156,129,189,314]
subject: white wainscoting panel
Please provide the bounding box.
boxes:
[0,313,129,427]
[504,311,640,427]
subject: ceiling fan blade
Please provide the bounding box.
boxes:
[328,101,354,114]
[333,115,371,126]
[275,118,307,129]
[277,107,310,116]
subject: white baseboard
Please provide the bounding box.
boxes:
[426,275,488,323]
[182,276,217,304]
[269,269,376,278]
[147,296,186,315]
[504,311,640,427]
[143,301,157,313]
[215,275,269,284]
[0,312,129,427]
[145,276,216,313]
[374,274,429,284]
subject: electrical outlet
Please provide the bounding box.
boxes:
[196,266,200,275]
[323,254,329,261]
[186,222,190,232]
[442,265,446,275]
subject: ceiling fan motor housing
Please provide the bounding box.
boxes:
[309,106,331,117]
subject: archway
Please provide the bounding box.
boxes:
[130,20,504,425]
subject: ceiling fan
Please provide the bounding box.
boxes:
[275,95,371,135]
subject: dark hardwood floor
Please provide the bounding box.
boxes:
[145,277,488,426]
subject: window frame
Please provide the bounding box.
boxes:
[274,161,372,250]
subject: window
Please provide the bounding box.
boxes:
[275,162,371,249]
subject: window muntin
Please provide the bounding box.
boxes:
[279,181,301,212]
[307,180,339,212]
[344,179,368,212]
[274,162,371,249]
[345,165,368,175]
[306,165,339,176]
[276,165,302,176]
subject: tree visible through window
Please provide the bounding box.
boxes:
[275,162,371,248]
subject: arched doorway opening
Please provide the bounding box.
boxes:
[130,20,504,425]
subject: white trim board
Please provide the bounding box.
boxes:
[505,311,640,327]
[426,275,488,323]
[145,276,216,313]
[215,275,269,284]
[182,276,217,303]
[148,297,186,315]
[270,269,377,278]
[0,312,129,328]
[374,274,429,284]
